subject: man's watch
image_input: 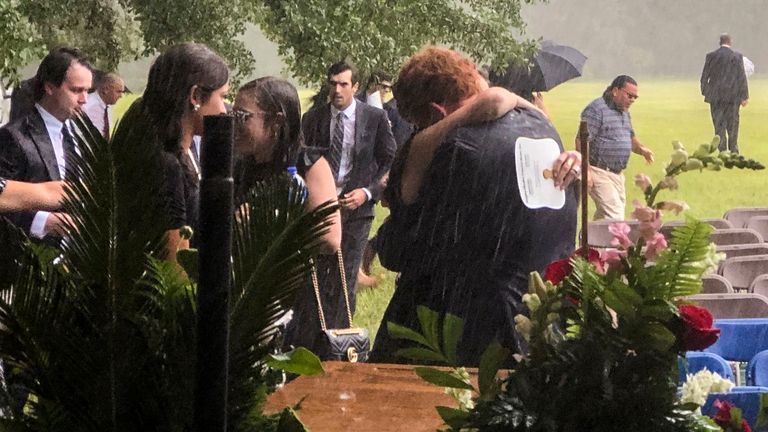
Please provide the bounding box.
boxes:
[0,176,6,196]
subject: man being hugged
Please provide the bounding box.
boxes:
[370,47,579,366]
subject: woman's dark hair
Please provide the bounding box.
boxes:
[141,43,228,153]
[237,76,304,172]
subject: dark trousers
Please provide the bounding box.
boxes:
[283,212,373,351]
[710,102,741,153]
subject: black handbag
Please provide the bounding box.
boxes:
[310,250,370,362]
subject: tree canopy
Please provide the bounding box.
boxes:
[0,0,543,87]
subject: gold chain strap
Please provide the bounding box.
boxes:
[310,250,354,331]
[310,258,327,331]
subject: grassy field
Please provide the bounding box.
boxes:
[113,79,768,342]
[356,77,768,341]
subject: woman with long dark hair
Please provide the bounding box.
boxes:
[233,76,341,252]
[137,43,230,259]
[233,77,342,353]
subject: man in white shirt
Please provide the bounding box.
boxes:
[298,60,396,331]
[0,47,93,240]
[83,72,124,139]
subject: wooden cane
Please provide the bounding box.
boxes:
[577,121,590,252]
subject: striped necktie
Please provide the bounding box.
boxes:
[61,124,76,179]
[327,112,344,179]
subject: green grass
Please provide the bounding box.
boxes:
[355,78,768,342]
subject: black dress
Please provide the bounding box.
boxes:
[161,151,187,231]
[370,108,579,366]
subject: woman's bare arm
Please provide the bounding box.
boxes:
[304,157,342,254]
[400,87,537,204]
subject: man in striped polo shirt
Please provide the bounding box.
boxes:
[576,75,654,220]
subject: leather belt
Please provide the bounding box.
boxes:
[590,162,623,174]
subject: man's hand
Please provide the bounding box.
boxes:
[339,188,368,210]
[742,99,749,107]
[44,212,74,237]
[551,150,582,190]
[641,147,654,164]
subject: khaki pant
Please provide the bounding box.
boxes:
[588,166,625,220]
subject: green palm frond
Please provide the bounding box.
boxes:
[228,176,337,426]
[67,106,167,290]
[1,104,329,430]
[647,220,713,299]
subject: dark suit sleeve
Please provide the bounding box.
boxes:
[0,127,25,179]
[301,109,317,148]
[701,53,712,97]
[368,109,397,200]
[0,126,34,233]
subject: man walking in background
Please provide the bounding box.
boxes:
[576,75,654,221]
[701,33,749,153]
[83,72,125,139]
[300,60,396,325]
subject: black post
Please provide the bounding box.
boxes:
[194,115,234,432]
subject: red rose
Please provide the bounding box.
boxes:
[544,248,604,285]
[675,304,721,351]
[544,257,572,284]
[712,399,752,432]
[713,399,735,425]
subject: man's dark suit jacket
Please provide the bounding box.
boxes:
[0,109,60,233]
[701,46,749,103]
[301,102,396,219]
[371,107,578,366]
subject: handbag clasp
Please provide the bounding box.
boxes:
[347,347,359,362]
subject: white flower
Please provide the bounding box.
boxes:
[523,293,542,313]
[680,369,734,408]
[514,314,534,342]
[445,367,475,411]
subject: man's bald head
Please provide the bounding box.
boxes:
[98,72,125,105]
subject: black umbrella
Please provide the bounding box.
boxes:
[529,41,587,92]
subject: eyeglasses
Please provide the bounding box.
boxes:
[232,108,253,124]
[620,88,639,100]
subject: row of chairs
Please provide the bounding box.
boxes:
[587,207,768,249]
[681,351,768,431]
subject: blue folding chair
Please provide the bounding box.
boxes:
[679,351,735,384]
[748,350,768,386]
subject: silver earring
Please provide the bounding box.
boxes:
[193,104,201,112]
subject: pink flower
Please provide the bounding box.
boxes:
[601,248,627,272]
[632,200,663,241]
[658,200,690,215]
[634,174,652,192]
[644,232,668,260]
[609,223,633,249]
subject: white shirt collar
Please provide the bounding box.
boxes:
[35,103,67,135]
[88,91,108,110]
[331,98,357,118]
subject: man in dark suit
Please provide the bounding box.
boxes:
[0,47,93,239]
[301,60,396,325]
[701,33,749,153]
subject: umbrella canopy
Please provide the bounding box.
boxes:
[529,41,587,92]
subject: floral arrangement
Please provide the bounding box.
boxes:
[680,369,735,409]
[393,138,764,431]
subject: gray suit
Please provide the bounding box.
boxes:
[285,101,395,350]
[0,109,60,234]
[701,45,749,152]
